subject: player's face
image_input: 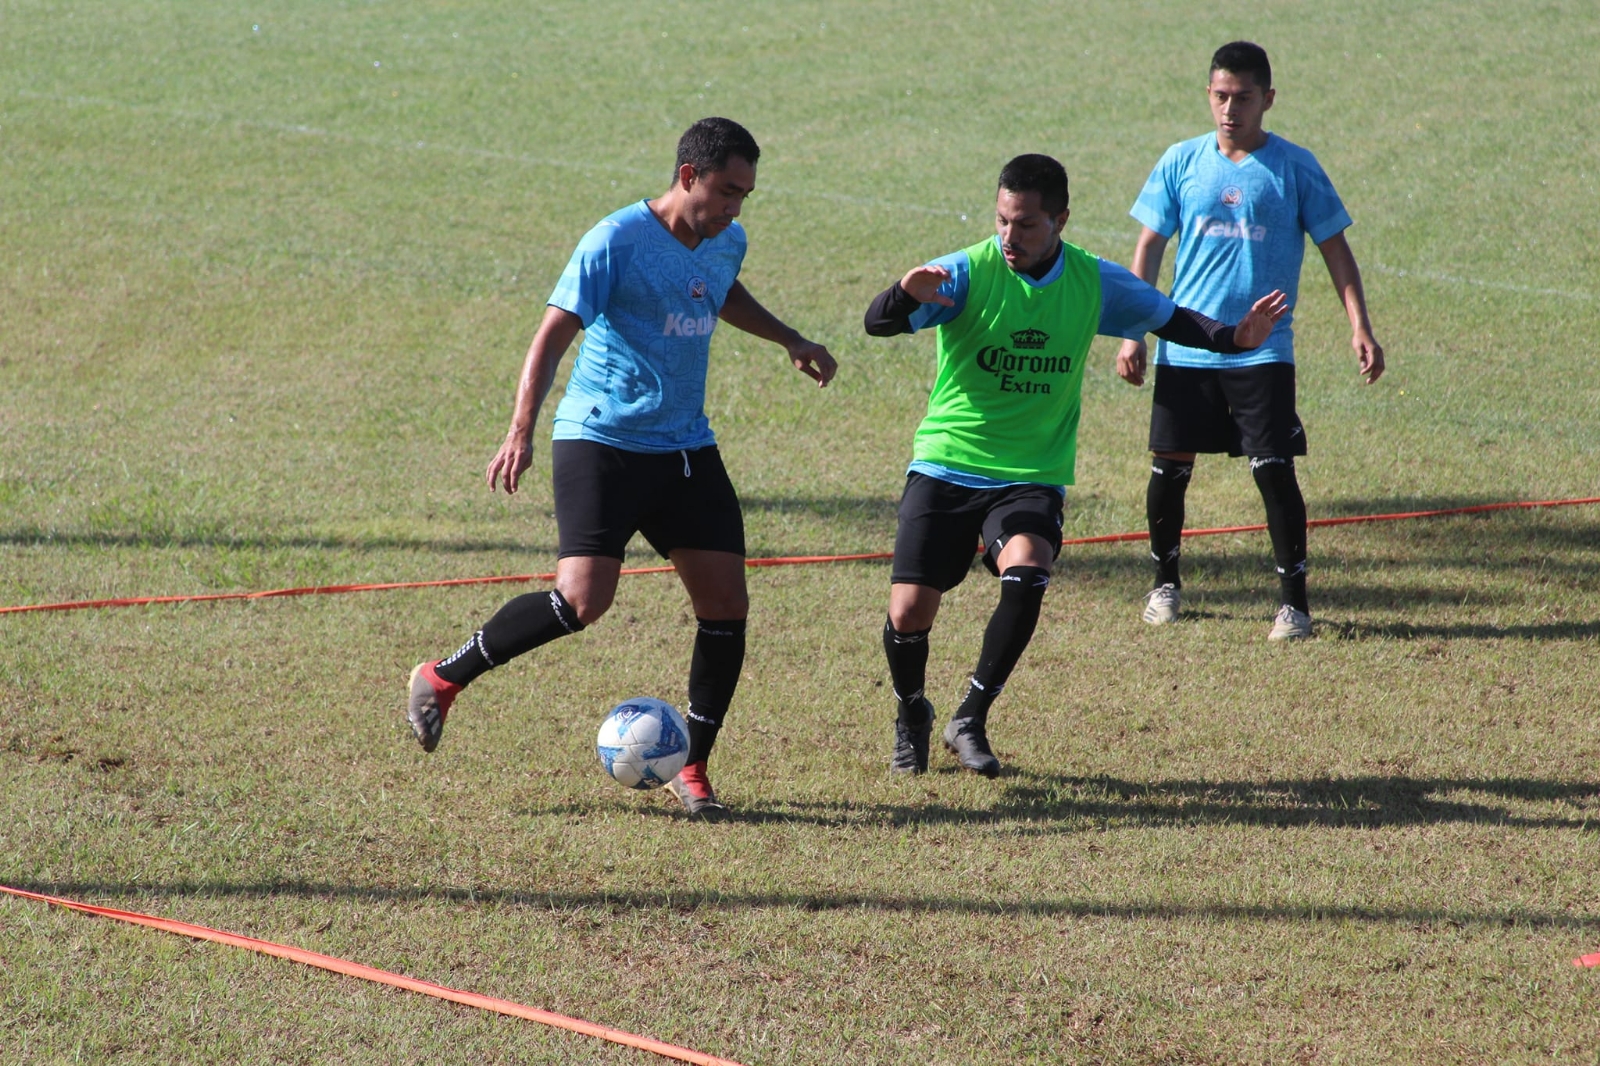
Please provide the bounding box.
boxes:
[683,155,756,240]
[1208,69,1274,148]
[994,188,1067,274]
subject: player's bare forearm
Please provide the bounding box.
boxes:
[721,280,837,386]
[488,305,582,493]
[1317,232,1385,384]
[1116,227,1169,386]
[1128,227,1170,286]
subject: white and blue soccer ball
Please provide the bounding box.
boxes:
[595,697,689,790]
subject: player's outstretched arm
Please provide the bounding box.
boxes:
[1318,231,1385,384]
[720,280,837,387]
[1150,292,1286,354]
[1233,290,1289,349]
[486,305,583,495]
[1115,227,1170,386]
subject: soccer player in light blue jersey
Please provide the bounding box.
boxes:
[405,118,837,817]
[1115,41,1385,641]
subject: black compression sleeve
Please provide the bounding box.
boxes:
[1151,305,1246,354]
[863,281,923,336]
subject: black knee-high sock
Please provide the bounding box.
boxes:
[1146,457,1193,588]
[953,566,1051,723]
[883,618,932,724]
[433,589,586,687]
[684,618,746,765]
[1251,457,1309,613]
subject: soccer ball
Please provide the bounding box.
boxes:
[595,697,689,790]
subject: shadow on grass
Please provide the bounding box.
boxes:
[503,772,1599,834]
[0,527,558,555]
[8,877,1594,930]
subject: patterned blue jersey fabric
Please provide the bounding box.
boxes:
[1131,132,1351,369]
[548,200,746,452]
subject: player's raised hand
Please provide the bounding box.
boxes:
[899,264,955,306]
[486,434,535,494]
[788,337,838,387]
[1116,338,1148,387]
[1234,289,1289,349]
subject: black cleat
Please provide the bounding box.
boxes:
[943,717,1000,778]
[890,697,935,775]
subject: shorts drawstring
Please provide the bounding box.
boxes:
[681,450,691,477]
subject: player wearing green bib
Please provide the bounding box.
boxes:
[865,154,1286,776]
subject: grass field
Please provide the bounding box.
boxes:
[3,1,1598,1063]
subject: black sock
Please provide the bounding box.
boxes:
[1147,457,1192,588]
[953,566,1051,723]
[684,617,746,765]
[883,618,932,724]
[433,589,585,687]
[1252,457,1310,613]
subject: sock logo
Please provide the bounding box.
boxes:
[1250,456,1292,472]
[683,704,720,726]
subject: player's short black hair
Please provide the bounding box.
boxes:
[674,117,760,179]
[997,154,1069,216]
[1211,40,1272,91]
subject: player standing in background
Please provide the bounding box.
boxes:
[865,154,1286,777]
[1115,41,1384,640]
[406,117,837,817]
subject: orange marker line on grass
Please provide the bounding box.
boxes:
[2,496,1596,616]
[0,884,750,1066]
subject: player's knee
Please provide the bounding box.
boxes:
[694,588,749,621]
[889,592,940,633]
[558,586,613,627]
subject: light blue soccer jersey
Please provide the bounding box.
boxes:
[1131,132,1351,369]
[548,200,746,452]
[904,236,1176,489]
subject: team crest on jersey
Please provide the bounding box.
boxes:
[1010,328,1050,350]
[1221,186,1244,207]
[686,275,708,301]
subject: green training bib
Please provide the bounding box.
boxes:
[914,238,1102,485]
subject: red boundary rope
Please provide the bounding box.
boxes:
[0,884,750,1066]
[3,496,1596,617]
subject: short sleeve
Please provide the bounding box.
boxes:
[1096,259,1176,338]
[904,250,971,333]
[547,223,626,327]
[1296,153,1353,245]
[1129,145,1183,239]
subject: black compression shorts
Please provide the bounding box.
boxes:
[1148,362,1307,458]
[551,439,745,560]
[890,473,1064,592]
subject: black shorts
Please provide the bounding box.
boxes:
[890,473,1064,592]
[1148,362,1307,458]
[551,439,745,560]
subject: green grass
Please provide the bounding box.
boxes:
[3,1,1599,1063]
